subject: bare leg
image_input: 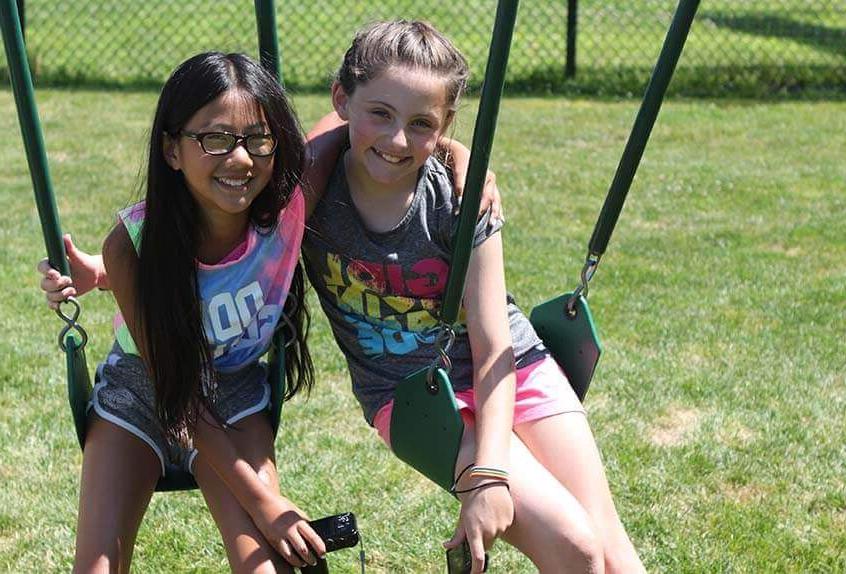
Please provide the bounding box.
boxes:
[516,414,645,574]
[193,413,293,574]
[454,419,604,574]
[73,416,160,574]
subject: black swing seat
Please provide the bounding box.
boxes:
[65,330,287,492]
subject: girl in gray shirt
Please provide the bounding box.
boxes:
[304,20,645,574]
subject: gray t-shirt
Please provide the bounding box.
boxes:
[303,156,545,424]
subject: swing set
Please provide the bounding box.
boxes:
[2,0,699,568]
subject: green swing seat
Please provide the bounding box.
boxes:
[530,293,601,402]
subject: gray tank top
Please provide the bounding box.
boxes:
[303,156,545,423]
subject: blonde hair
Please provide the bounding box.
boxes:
[337,20,469,112]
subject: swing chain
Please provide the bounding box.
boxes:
[56,296,89,352]
[567,254,600,317]
[426,325,456,392]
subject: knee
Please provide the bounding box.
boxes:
[570,526,605,574]
[547,520,605,574]
[73,550,123,574]
[231,557,293,574]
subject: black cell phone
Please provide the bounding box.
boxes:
[446,540,488,574]
[308,512,360,553]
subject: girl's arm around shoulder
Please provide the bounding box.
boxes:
[437,136,502,223]
[301,114,502,222]
[303,111,347,219]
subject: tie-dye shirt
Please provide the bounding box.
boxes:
[113,187,304,373]
[303,157,545,424]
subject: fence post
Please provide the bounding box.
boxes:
[565,0,577,78]
[254,0,282,84]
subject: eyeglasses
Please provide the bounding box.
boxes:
[180,131,277,157]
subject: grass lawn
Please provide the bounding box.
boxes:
[0,88,844,572]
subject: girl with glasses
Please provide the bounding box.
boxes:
[38,51,325,572]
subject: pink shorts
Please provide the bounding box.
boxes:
[372,356,586,449]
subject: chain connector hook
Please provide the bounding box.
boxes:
[426,325,456,392]
[566,253,601,317]
[56,296,88,352]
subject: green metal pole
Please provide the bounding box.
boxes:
[254,0,282,84]
[3,0,90,453]
[440,0,519,324]
[14,0,22,39]
[588,0,700,256]
[1,0,68,275]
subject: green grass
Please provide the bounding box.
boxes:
[1,0,844,95]
[1,88,845,572]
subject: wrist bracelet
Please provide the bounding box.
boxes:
[450,462,475,494]
[453,480,510,495]
[468,466,509,482]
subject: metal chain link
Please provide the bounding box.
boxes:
[425,325,456,394]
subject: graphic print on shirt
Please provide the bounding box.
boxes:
[321,251,464,358]
[112,189,305,371]
[203,280,280,361]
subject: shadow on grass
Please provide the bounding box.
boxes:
[704,11,846,60]
[2,62,844,102]
[501,64,846,101]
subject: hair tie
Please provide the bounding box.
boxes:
[453,480,510,495]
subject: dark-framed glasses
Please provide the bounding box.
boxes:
[181,131,277,157]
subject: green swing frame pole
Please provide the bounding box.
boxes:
[588,0,700,258]
[390,0,520,493]
[1,0,68,275]
[254,0,282,84]
[2,0,90,451]
[440,0,519,324]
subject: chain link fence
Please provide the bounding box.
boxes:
[2,0,844,96]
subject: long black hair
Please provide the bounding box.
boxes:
[138,52,313,438]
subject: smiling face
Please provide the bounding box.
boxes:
[164,89,274,225]
[333,65,452,193]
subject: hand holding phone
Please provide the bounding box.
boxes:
[446,540,488,574]
[308,512,360,553]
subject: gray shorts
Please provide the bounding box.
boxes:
[89,343,270,477]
